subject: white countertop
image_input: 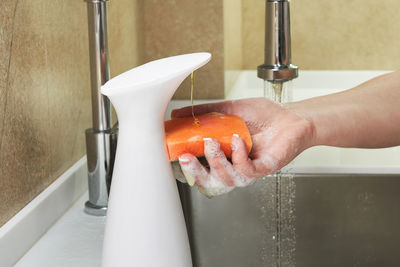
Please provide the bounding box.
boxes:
[15,192,105,267]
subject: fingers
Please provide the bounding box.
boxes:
[203,138,235,187]
[230,134,258,186]
[202,138,255,192]
[179,150,233,198]
[231,134,255,177]
[232,134,280,178]
[178,137,258,198]
[171,101,233,118]
[178,154,209,186]
[178,135,281,198]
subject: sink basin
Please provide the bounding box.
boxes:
[170,70,400,267]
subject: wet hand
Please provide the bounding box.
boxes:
[171,98,315,197]
[178,137,256,198]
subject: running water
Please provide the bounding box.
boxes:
[263,81,296,267]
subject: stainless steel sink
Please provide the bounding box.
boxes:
[170,70,400,267]
[178,173,400,267]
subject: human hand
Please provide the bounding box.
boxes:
[171,97,315,197]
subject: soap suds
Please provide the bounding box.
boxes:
[259,151,280,174]
[203,138,225,158]
[180,138,256,197]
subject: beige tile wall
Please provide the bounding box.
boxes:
[139,0,225,99]
[241,0,400,70]
[0,0,139,227]
[223,0,243,70]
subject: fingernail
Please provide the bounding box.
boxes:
[181,169,195,186]
[179,156,190,163]
[203,137,221,158]
[231,134,239,151]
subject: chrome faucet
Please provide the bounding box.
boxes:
[84,0,117,216]
[258,0,298,83]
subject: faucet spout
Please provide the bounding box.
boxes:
[258,0,298,82]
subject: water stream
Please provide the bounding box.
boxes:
[264,81,296,267]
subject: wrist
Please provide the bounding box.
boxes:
[283,101,318,149]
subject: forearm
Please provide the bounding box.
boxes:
[286,71,400,148]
